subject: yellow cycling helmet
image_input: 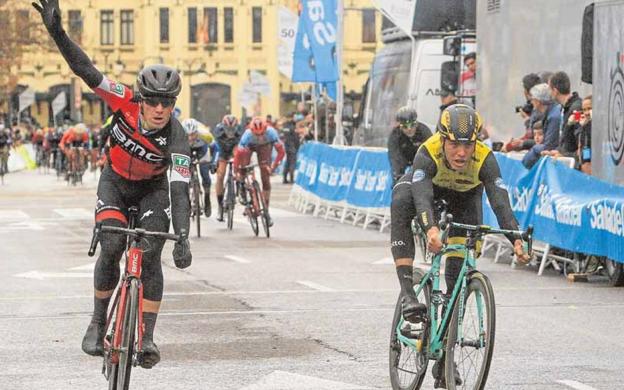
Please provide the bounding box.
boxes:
[437,104,482,143]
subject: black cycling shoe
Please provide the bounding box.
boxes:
[402,295,427,323]
[204,194,212,218]
[216,203,224,222]
[81,322,105,357]
[432,360,462,388]
[140,337,160,369]
[266,213,274,227]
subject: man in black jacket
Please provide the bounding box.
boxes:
[548,71,583,156]
[387,106,432,184]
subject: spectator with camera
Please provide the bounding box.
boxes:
[522,83,562,169]
[543,71,582,157]
[504,73,543,152]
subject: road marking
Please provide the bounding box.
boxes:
[13,270,92,280]
[0,307,394,321]
[372,257,394,265]
[0,210,29,220]
[297,280,335,292]
[68,262,96,271]
[224,255,251,264]
[557,380,599,390]
[240,370,371,390]
[53,208,92,219]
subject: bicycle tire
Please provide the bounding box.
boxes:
[389,268,430,390]
[192,178,202,238]
[253,181,270,238]
[247,184,259,236]
[116,279,138,390]
[225,175,235,231]
[445,271,495,390]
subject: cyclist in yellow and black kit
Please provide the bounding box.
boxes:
[390,104,530,388]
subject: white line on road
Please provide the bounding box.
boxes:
[0,210,29,220]
[13,270,93,280]
[224,255,251,264]
[240,370,371,390]
[296,280,335,292]
[53,208,92,219]
[68,262,96,271]
[557,380,599,390]
[372,257,394,265]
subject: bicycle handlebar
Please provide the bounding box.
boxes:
[88,224,182,257]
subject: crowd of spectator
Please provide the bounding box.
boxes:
[501,70,592,174]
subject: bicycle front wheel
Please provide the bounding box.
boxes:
[389,268,430,390]
[225,175,235,231]
[192,179,202,238]
[445,271,495,390]
[116,279,138,390]
[248,184,260,236]
[253,181,270,238]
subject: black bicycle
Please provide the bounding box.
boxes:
[189,153,203,238]
[223,159,236,231]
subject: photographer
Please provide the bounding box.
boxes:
[504,73,543,152]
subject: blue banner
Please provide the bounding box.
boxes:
[292,0,339,83]
[315,146,359,201]
[483,154,624,264]
[345,149,392,208]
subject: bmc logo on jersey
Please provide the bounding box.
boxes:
[108,81,125,97]
[111,124,164,163]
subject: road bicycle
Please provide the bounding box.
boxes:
[389,210,532,390]
[238,163,270,238]
[189,153,203,238]
[88,207,182,390]
[66,144,85,186]
[0,146,9,185]
[223,159,236,231]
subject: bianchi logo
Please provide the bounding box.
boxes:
[608,52,624,166]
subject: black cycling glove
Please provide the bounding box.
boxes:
[32,0,64,35]
[172,230,192,269]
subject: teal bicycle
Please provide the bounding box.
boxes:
[389,211,532,389]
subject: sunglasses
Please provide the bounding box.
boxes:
[143,97,176,108]
[400,121,416,127]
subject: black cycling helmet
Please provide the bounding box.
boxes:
[437,104,482,143]
[136,64,182,98]
[395,106,417,125]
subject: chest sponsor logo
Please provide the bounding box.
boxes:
[108,81,125,97]
[172,153,191,178]
[111,124,164,163]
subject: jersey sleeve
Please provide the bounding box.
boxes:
[168,120,192,237]
[94,77,135,113]
[410,147,438,231]
[238,130,253,148]
[480,152,520,238]
[267,127,280,143]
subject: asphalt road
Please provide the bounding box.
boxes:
[0,170,623,390]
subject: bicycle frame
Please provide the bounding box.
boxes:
[103,241,145,366]
[395,243,477,360]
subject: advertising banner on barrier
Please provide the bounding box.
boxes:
[483,154,624,264]
[315,145,359,201]
[345,149,392,208]
[295,142,319,193]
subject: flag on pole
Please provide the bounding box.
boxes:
[371,0,417,36]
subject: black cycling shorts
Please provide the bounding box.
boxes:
[390,174,483,261]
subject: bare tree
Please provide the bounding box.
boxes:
[0,1,48,119]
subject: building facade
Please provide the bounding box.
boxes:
[8,0,383,128]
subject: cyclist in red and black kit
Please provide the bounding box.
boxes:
[34,0,192,369]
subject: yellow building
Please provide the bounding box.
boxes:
[8,0,383,128]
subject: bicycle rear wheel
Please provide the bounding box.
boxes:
[389,268,430,390]
[225,175,235,231]
[191,179,202,238]
[116,279,138,390]
[253,181,270,238]
[445,271,495,390]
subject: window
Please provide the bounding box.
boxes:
[120,10,134,45]
[198,7,217,44]
[100,10,114,45]
[252,7,262,43]
[224,7,234,43]
[16,10,30,42]
[68,10,82,44]
[487,0,501,12]
[188,7,197,43]
[159,8,169,44]
[362,9,376,43]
